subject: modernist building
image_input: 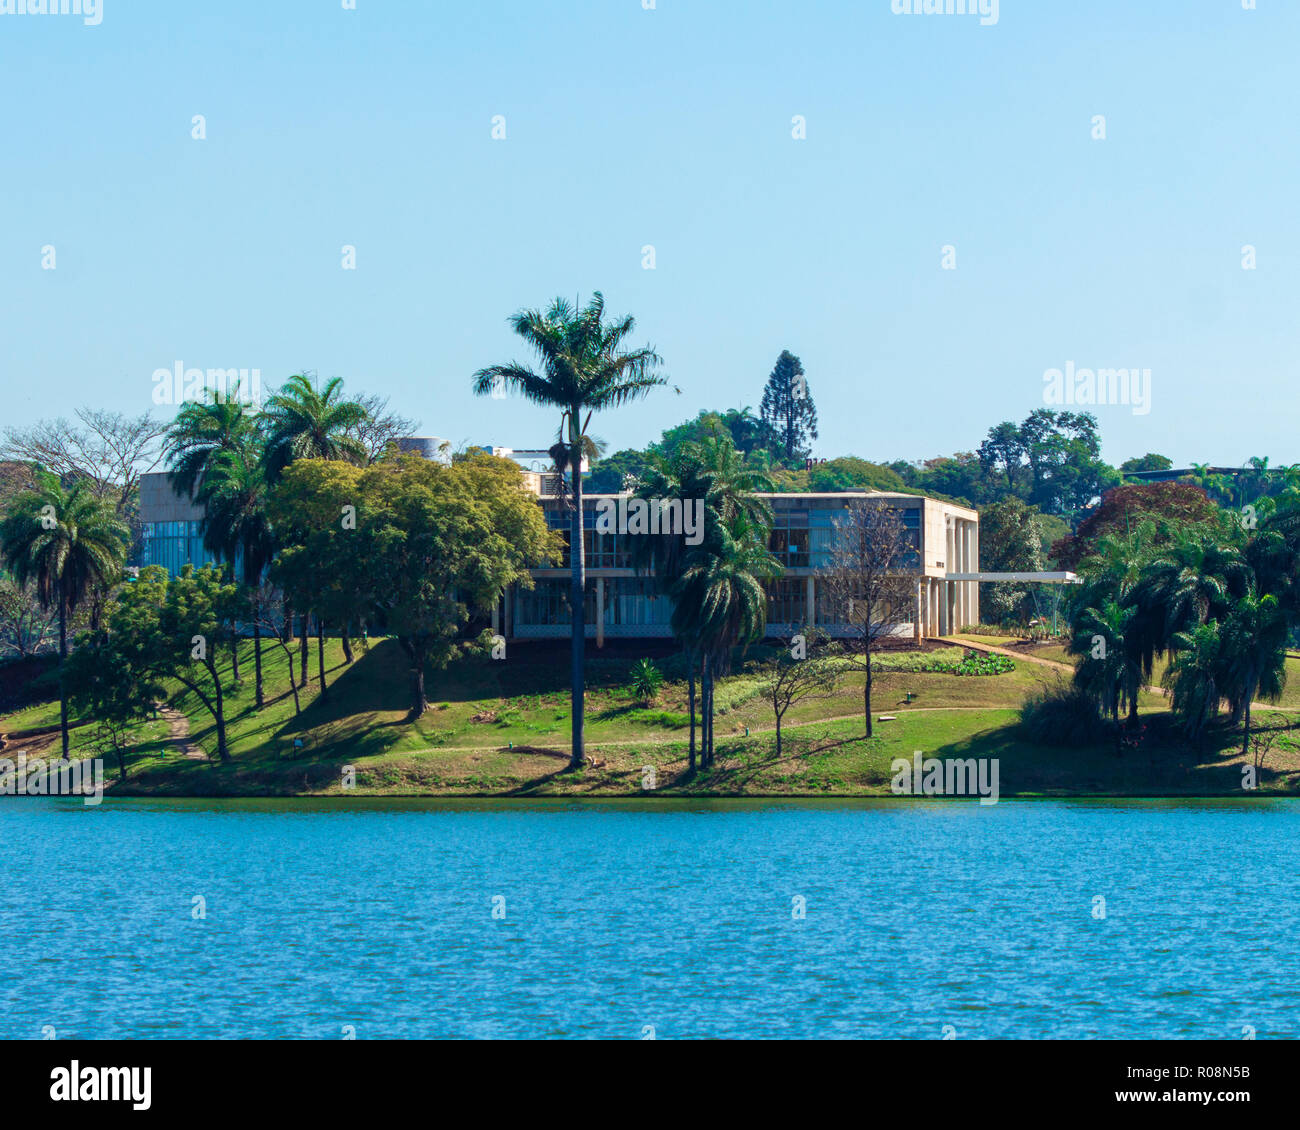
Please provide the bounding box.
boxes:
[138,450,979,643]
[506,491,978,645]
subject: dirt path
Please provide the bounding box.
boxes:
[948,636,1075,673]
[157,704,206,759]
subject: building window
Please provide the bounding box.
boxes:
[770,510,810,567]
[766,578,807,624]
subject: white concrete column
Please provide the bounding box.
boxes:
[596,577,605,649]
[914,579,923,643]
[939,579,949,636]
[970,521,980,626]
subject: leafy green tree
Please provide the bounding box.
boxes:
[805,457,906,493]
[472,292,666,767]
[98,565,241,761]
[65,627,165,782]
[1120,453,1173,474]
[363,452,558,717]
[977,498,1045,624]
[0,475,128,756]
[587,448,653,493]
[759,350,817,465]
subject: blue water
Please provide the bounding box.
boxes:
[2,798,1296,1039]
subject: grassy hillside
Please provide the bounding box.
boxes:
[5,631,1299,797]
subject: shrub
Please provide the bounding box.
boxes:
[628,657,664,703]
[1019,678,1109,747]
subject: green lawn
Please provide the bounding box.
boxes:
[5,633,1297,797]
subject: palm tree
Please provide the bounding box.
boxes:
[163,385,260,680]
[0,476,128,756]
[198,449,275,707]
[262,372,369,683]
[162,387,260,500]
[1069,600,1142,725]
[633,432,775,769]
[1218,590,1288,756]
[1161,622,1224,748]
[262,373,368,482]
[672,513,778,768]
[1136,528,1249,649]
[472,293,667,767]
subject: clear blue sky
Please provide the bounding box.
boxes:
[2,0,1296,469]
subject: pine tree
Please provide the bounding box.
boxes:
[759,350,818,465]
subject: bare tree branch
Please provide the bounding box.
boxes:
[0,409,168,513]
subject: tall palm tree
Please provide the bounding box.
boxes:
[473,293,667,767]
[262,373,369,683]
[262,373,368,482]
[671,510,779,768]
[163,385,260,680]
[1218,590,1288,756]
[199,449,275,707]
[0,476,128,755]
[633,432,775,769]
[162,386,260,500]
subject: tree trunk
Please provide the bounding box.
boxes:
[402,639,428,717]
[253,620,264,708]
[57,595,70,758]
[342,628,354,665]
[317,618,327,697]
[702,659,714,768]
[299,612,309,688]
[210,665,229,762]
[686,653,697,772]
[1241,683,1254,759]
[231,631,240,683]
[284,645,301,715]
[863,640,874,739]
[568,444,586,769]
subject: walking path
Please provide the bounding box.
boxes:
[156,704,207,759]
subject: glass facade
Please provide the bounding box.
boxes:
[766,578,807,624]
[544,505,633,569]
[140,521,225,576]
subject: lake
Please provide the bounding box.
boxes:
[2,798,1296,1039]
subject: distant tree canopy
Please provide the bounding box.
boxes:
[978,498,1047,624]
[1120,453,1174,474]
[759,351,818,464]
[889,410,1118,519]
[1051,482,1221,569]
[804,457,905,494]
